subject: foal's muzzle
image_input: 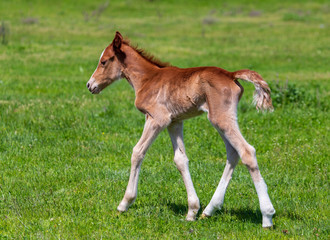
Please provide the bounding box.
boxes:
[86,78,101,94]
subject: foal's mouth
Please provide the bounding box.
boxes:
[86,82,101,94]
[89,86,101,94]
[89,87,101,94]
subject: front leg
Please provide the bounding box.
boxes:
[167,121,200,221]
[117,115,167,212]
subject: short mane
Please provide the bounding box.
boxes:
[123,39,171,68]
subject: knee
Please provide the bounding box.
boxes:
[174,152,188,172]
[132,146,145,164]
[240,145,258,169]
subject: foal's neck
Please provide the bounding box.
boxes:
[121,45,160,91]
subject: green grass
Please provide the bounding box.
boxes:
[0,0,329,239]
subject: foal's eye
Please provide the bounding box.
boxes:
[100,60,107,66]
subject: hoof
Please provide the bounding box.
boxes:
[186,216,196,221]
[117,204,128,213]
[263,225,274,230]
[186,210,198,221]
[262,215,274,228]
[200,213,210,219]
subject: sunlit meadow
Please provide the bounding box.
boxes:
[0,0,329,239]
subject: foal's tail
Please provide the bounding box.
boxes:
[233,69,274,112]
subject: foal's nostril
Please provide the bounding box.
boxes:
[87,82,90,88]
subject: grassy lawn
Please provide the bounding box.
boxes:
[0,0,329,239]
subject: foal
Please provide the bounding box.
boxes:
[87,31,275,227]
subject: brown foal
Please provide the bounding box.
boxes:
[87,31,275,227]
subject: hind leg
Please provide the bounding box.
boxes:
[208,112,275,227]
[202,134,239,217]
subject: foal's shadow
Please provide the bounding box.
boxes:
[167,202,188,216]
[220,208,262,225]
[167,202,262,225]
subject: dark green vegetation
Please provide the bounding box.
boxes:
[0,0,329,239]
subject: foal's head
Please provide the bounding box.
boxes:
[87,31,125,94]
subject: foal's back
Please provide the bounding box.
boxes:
[148,66,241,120]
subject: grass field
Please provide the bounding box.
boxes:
[0,0,329,239]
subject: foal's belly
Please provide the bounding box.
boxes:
[167,98,209,122]
[173,109,205,121]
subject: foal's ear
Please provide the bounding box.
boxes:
[113,31,123,50]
